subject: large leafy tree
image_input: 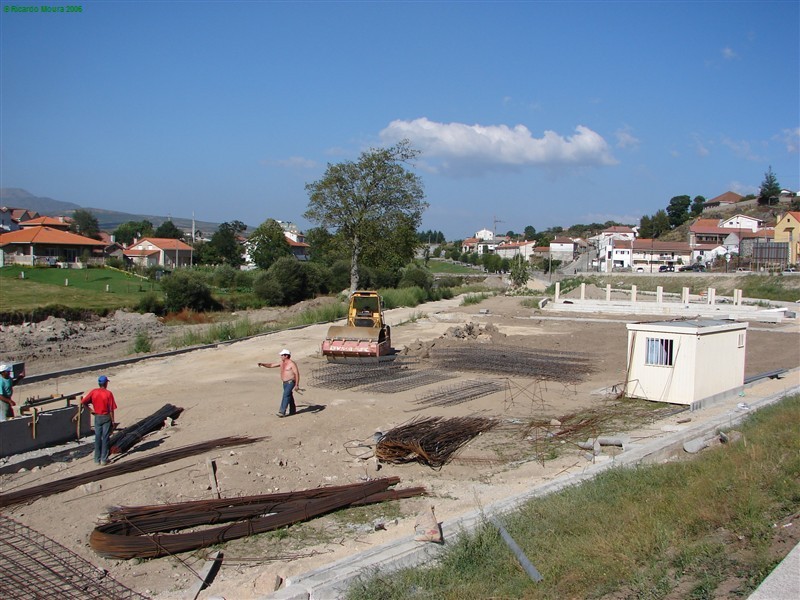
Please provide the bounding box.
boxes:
[758,166,781,205]
[70,209,100,239]
[666,195,691,229]
[206,220,247,267]
[154,220,185,239]
[523,225,537,239]
[690,195,706,217]
[114,220,154,245]
[248,218,291,270]
[304,140,427,292]
[509,255,530,288]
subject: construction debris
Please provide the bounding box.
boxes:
[376,416,498,469]
[89,477,425,559]
[109,403,184,455]
[0,436,261,508]
[0,515,148,600]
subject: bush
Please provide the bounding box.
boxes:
[135,291,164,315]
[399,264,433,292]
[131,330,152,353]
[235,269,256,291]
[160,270,220,313]
[213,264,238,290]
[253,272,284,306]
[267,257,310,305]
[105,257,126,270]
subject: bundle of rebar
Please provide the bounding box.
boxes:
[109,403,184,455]
[413,379,504,409]
[90,477,425,559]
[312,358,455,393]
[376,416,498,469]
[0,515,148,600]
[0,436,261,508]
[428,344,594,382]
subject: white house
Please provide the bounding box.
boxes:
[624,319,747,407]
[495,241,536,260]
[124,237,193,268]
[475,228,494,241]
[549,237,576,262]
[719,214,764,232]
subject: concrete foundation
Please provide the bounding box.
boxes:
[0,405,92,458]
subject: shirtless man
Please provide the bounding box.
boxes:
[258,349,301,417]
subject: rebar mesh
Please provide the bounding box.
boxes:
[311,358,454,393]
[412,379,506,409]
[0,515,148,599]
[428,344,594,382]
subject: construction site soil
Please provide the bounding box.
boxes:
[1,291,799,599]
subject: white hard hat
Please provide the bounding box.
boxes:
[279,349,291,356]
[0,364,9,373]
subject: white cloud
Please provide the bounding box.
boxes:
[722,47,738,60]
[615,127,640,150]
[276,156,317,169]
[692,135,710,157]
[379,117,617,175]
[720,136,763,162]
[776,127,800,153]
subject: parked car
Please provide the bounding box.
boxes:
[678,264,706,272]
[736,267,753,273]
[635,266,645,272]
[658,265,675,272]
[783,267,798,274]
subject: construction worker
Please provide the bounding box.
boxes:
[0,364,15,421]
[258,349,302,417]
[81,375,117,465]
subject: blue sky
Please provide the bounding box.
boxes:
[1,0,798,240]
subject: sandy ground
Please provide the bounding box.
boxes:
[1,293,799,599]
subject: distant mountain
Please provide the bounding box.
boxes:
[0,188,228,235]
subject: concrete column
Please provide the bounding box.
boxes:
[707,287,715,305]
[65,279,69,286]
[682,287,690,304]
[656,286,663,304]
[580,282,586,300]
[631,285,637,303]
[606,284,611,302]
[734,289,742,305]
[554,282,561,302]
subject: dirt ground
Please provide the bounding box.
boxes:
[1,292,799,599]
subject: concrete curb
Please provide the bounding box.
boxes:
[264,382,800,599]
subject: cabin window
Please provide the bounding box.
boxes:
[645,337,674,366]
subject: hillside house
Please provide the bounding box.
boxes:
[495,241,536,260]
[701,191,743,212]
[549,237,576,262]
[0,226,106,267]
[719,214,764,232]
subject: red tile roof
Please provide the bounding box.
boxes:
[632,239,692,252]
[131,237,193,251]
[0,226,105,247]
[704,191,743,205]
[19,216,71,227]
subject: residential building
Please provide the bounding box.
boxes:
[0,226,105,267]
[701,191,743,212]
[773,211,800,265]
[630,239,695,270]
[549,237,576,262]
[18,216,72,230]
[719,214,764,232]
[124,237,193,268]
[0,207,40,232]
[495,241,536,260]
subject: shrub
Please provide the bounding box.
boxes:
[105,257,126,270]
[160,270,220,313]
[399,264,433,292]
[135,291,164,315]
[131,330,152,353]
[213,264,238,290]
[253,272,284,306]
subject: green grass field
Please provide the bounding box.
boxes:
[0,265,160,312]
[426,259,483,274]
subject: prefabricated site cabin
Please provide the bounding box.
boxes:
[624,319,747,407]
